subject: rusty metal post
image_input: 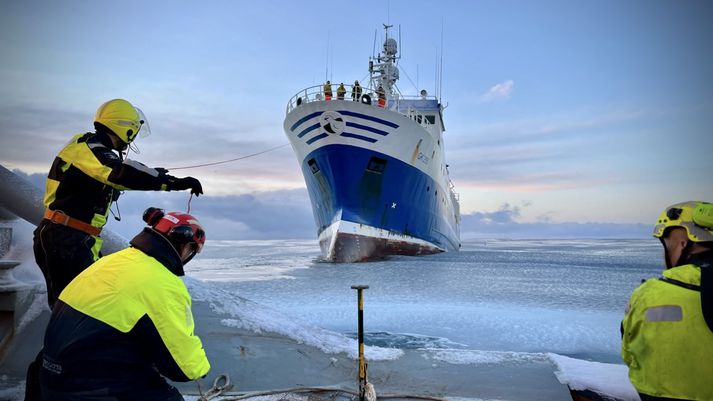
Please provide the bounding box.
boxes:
[351,284,369,401]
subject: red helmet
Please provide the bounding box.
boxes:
[143,208,206,260]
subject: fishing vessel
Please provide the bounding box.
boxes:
[283,25,460,262]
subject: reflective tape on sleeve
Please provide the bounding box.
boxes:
[645,305,683,322]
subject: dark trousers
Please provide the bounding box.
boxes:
[40,377,184,401]
[33,220,98,308]
[25,220,99,401]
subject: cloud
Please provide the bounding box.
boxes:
[479,80,514,102]
[7,169,316,241]
[103,189,316,241]
[460,203,649,239]
[465,202,522,223]
[6,169,648,241]
[442,108,651,194]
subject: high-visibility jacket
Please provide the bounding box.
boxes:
[621,257,713,401]
[41,228,210,395]
[43,130,171,254]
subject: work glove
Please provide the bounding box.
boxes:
[155,167,169,176]
[167,176,203,196]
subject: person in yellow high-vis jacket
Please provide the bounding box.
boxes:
[39,208,209,401]
[34,99,203,309]
[622,201,713,401]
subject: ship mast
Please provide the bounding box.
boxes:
[369,24,400,101]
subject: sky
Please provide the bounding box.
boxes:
[1,0,712,240]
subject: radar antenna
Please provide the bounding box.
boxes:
[369,23,401,103]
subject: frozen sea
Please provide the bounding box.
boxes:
[178,238,658,400]
[189,238,659,364]
[1,236,659,400]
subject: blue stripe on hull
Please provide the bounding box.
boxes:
[301,144,460,252]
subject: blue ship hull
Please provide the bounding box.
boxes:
[302,144,460,261]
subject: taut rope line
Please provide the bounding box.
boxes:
[166,143,290,171]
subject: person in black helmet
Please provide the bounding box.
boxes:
[26,99,203,401]
[39,208,210,401]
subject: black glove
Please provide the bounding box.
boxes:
[167,176,203,196]
[155,167,169,175]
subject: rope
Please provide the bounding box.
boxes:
[197,374,234,400]
[191,374,451,401]
[166,143,290,171]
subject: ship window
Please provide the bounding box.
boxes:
[426,186,430,192]
[425,115,436,124]
[366,157,387,174]
[308,159,320,174]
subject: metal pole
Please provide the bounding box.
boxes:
[351,284,369,401]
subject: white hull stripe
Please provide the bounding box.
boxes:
[318,220,444,251]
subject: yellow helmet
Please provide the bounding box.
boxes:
[653,201,713,242]
[94,99,147,144]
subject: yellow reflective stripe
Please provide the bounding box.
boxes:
[90,236,102,261]
[90,200,110,229]
[43,178,60,208]
[57,139,129,190]
[645,305,683,322]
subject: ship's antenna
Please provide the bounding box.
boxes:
[325,30,330,82]
[434,47,438,100]
[439,18,444,102]
[398,24,402,64]
[372,29,377,58]
[387,0,390,24]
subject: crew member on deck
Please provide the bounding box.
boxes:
[25,98,203,401]
[39,208,210,401]
[376,85,386,108]
[621,201,713,401]
[351,80,362,101]
[323,80,333,101]
[337,83,346,100]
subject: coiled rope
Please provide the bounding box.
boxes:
[166,143,290,171]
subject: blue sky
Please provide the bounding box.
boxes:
[1,1,711,239]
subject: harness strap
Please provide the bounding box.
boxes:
[658,276,701,292]
[43,209,102,236]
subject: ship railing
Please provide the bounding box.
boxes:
[286,84,438,129]
[402,106,434,129]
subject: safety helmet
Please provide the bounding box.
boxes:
[94,99,149,144]
[653,201,713,243]
[143,207,206,262]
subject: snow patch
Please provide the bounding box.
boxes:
[548,353,639,401]
[424,349,548,365]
